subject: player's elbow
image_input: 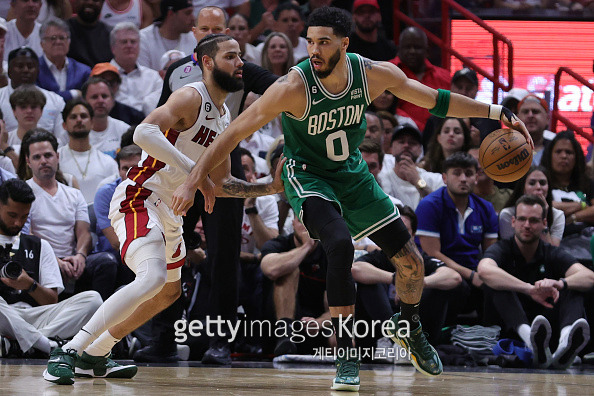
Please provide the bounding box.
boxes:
[350,261,366,283]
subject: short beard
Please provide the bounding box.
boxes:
[212,66,244,93]
[356,21,379,34]
[312,48,341,79]
[78,8,99,24]
[0,217,20,236]
[69,129,90,140]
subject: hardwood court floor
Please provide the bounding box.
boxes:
[1,360,593,395]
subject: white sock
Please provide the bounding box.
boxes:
[32,336,51,354]
[517,324,531,348]
[63,257,167,355]
[84,330,120,357]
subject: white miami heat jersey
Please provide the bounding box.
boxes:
[126,81,231,206]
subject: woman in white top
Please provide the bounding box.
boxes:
[499,166,565,246]
[228,13,261,66]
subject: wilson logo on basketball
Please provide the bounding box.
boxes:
[495,148,531,170]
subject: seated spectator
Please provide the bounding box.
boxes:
[352,204,464,347]
[0,47,66,142]
[93,144,142,254]
[379,125,444,210]
[257,3,307,63]
[109,22,161,114]
[142,49,185,116]
[467,146,512,214]
[228,13,260,66]
[37,17,91,102]
[501,87,529,115]
[499,166,564,246]
[0,179,103,357]
[416,152,498,293]
[260,32,294,76]
[376,110,398,155]
[89,63,144,126]
[541,131,594,236]
[0,109,17,173]
[478,194,594,369]
[137,0,195,71]
[4,85,46,170]
[363,110,384,147]
[82,76,131,158]
[99,0,153,29]
[7,0,73,23]
[389,27,450,131]
[67,0,113,67]
[517,94,554,166]
[420,117,471,174]
[347,0,396,61]
[423,68,500,148]
[0,18,7,88]
[4,0,43,61]
[57,99,118,204]
[23,129,119,301]
[260,216,331,355]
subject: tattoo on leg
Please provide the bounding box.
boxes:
[390,239,424,304]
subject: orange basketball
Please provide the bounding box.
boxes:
[479,129,533,183]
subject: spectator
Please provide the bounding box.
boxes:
[260,31,294,76]
[379,125,444,210]
[82,76,131,158]
[376,110,398,155]
[137,0,195,71]
[0,178,103,358]
[109,22,161,114]
[57,99,118,204]
[4,0,43,61]
[468,146,512,214]
[67,0,113,67]
[99,0,153,29]
[0,109,17,173]
[239,92,275,175]
[24,129,119,301]
[542,131,594,235]
[499,166,564,246]
[0,18,9,88]
[300,0,333,21]
[142,49,185,115]
[389,27,450,131]
[501,87,529,115]
[423,68,501,147]
[0,47,66,141]
[7,0,73,23]
[228,13,260,65]
[363,110,383,146]
[347,0,396,61]
[93,144,142,255]
[517,94,554,166]
[478,194,594,369]
[352,204,464,347]
[89,63,144,126]
[257,2,307,63]
[416,152,498,289]
[37,17,91,102]
[420,117,471,174]
[260,216,331,355]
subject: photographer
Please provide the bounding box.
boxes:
[0,179,102,357]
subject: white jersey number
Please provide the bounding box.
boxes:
[325,130,349,161]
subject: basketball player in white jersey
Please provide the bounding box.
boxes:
[44,34,285,385]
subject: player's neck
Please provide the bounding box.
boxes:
[203,78,228,113]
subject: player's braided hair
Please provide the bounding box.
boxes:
[194,34,233,71]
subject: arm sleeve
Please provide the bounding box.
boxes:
[243,61,279,95]
[498,207,514,240]
[38,239,64,294]
[133,123,195,174]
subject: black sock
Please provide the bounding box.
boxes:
[332,316,354,355]
[276,317,294,340]
[400,302,421,328]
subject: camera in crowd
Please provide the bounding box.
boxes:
[0,244,22,280]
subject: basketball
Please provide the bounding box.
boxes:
[479,129,532,183]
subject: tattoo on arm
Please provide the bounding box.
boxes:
[221,176,276,198]
[277,75,289,83]
[390,239,424,303]
[363,59,379,70]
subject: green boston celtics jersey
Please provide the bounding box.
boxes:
[281,53,371,171]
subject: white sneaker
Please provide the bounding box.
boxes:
[374,337,394,363]
[530,315,552,369]
[552,318,590,369]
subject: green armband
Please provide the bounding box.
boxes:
[429,89,451,118]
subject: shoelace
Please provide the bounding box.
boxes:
[409,330,434,358]
[338,360,359,377]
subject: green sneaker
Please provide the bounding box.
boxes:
[43,347,78,385]
[331,356,360,392]
[389,313,443,376]
[75,352,138,378]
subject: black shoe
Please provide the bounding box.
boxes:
[0,335,22,358]
[133,345,179,363]
[274,337,297,356]
[201,342,231,365]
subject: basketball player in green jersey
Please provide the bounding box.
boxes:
[172,7,532,391]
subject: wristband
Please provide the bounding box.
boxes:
[560,278,568,290]
[27,280,38,293]
[469,270,476,282]
[245,206,259,215]
[3,146,14,155]
[488,104,502,120]
[429,89,450,118]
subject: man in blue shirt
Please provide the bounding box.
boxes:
[416,152,498,289]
